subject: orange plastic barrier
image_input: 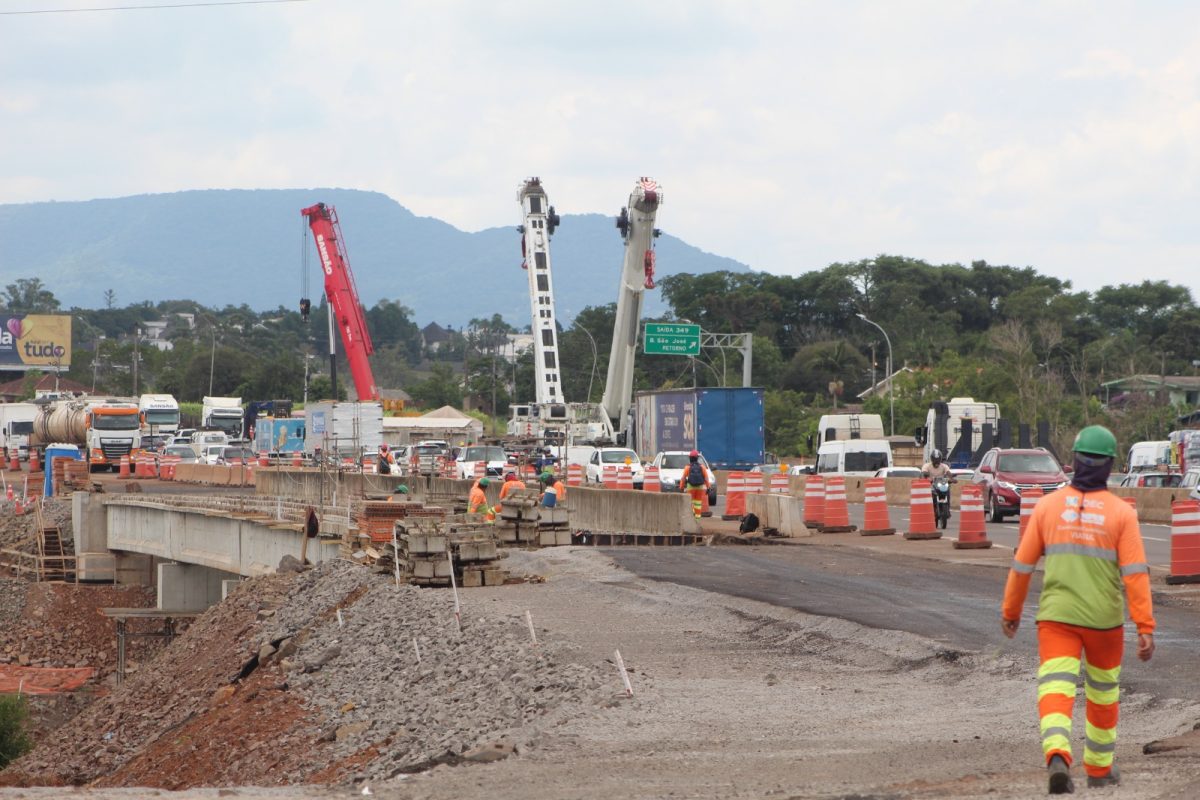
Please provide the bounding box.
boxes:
[723,471,746,520]
[474,461,487,479]
[292,451,303,467]
[567,463,584,487]
[820,476,856,532]
[1168,500,1200,585]
[860,477,895,535]
[8,448,17,471]
[803,475,825,528]
[1018,487,1043,543]
[954,484,992,549]
[0,665,95,694]
[616,466,634,490]
[769,471,789,494]
[904,479,940,540]
[643,465,661,492]
[259,451,269,467]
[602,465,618,489]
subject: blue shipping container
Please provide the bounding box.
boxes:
[633,387,764,470]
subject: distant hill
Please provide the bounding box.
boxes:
[0,189,751,326]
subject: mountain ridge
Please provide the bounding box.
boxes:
[0,188,753,325]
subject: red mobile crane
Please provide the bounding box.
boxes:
[300,203,380,401]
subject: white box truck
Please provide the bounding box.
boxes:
[139,394,180,441]
[202,396,244,439]
[304,401,383,461]
[0,402,38,459]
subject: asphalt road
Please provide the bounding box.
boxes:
[608,543,1200,702]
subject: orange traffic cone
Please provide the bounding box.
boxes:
[860,477,895,535]
[1018,487,1042,543]
[259,451,269,467]
[119,455,131,479]
[292,450,302,468]
[723,471,746,520]
[5,484,12,502]
[8,449,17,472]
[29,449,40,473]
[567,463,584,487]
[803,475,825,529]
[643,465,661,492]
[820,476,856,532]
[603,465,618,489]
[904,479,941,539]
[1167,500,1200,585]
[769,470,789,494]
[616,466,634,490]
[954,484,992,549]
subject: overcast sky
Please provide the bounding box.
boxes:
[3,0,1199,300]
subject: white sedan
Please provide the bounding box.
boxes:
[585,448,645,488]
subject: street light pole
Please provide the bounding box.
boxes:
[856,313,894,436]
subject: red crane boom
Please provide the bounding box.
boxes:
[300,202,379,401]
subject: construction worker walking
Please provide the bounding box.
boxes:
[1000,425,1155,794]
[684,450,709,519]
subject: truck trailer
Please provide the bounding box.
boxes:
[632,387,764,471]
[304,401,383,460]
[0,403,38,459]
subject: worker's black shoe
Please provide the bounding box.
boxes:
[1047,755,1074,794]
[1086,765,1120,788]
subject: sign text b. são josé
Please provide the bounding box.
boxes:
[643,323,700,356]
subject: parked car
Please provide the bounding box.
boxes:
[874,467,922,478]
[971,447,1069,522]
[1118,471,1182,489]
[456,445,509,479]
[649,450,716,506]
[586,447,646,489]
[1183,468,1200,502]
[215,445,256,465]
[162,444,199,463]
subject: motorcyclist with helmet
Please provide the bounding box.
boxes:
[921,449,955,481]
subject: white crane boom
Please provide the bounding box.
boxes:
[601,177,662,441]
[518,178,565,405]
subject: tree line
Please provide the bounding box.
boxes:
[2,255,1195,457]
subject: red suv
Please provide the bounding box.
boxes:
[972,448,1069,522]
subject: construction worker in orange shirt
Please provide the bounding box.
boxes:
[1001,425,1154,794]
[539,471,566,507]
[467,476,496,522]
[498,471,524,501]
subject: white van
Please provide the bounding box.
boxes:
[816,440,893,477]
[1126,440,1171,473]
[816,413,885,449]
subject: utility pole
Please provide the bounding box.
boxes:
[133,328,140,396]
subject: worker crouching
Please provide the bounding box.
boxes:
[468,476,497,522]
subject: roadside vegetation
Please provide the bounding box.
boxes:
[2,255,1192,457]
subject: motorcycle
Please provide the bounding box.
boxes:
[932,475,952,529]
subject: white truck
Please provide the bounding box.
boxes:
[304,401,383,461]
[815,413,886,448]
[201,396,244,439]
[139,394,181,440]
[921,397,1000,468]
[0,403,38,460]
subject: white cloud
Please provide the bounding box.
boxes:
[2,0,1200,299]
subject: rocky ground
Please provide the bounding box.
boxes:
[2,545,1200,798]
[0,496,70,551]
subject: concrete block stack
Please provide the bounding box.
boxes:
[389,519,505,587]
[495,488,542,545]
[536,506,572,547]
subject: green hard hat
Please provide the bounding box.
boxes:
[1072,425,1118,458]
[478,477,490,487]
[540,471,554,483]
[393,484,409,495]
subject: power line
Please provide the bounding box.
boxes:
[0,0,308,15]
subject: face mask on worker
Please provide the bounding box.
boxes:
[1071,452,1112,492]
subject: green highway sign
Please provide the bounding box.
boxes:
[644,323,701,356]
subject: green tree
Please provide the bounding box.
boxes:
[0,694,32,768]
[2,278,60,313]
[408,364,463,409]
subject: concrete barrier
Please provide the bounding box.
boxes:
[255,468,426,504]
[569,485,699,535]
[745,492,811,537]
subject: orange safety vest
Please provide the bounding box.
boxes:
[1002,486,1155,633]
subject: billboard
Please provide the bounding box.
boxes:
[0,315,71,371]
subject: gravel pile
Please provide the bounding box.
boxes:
[264,560,611,782]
